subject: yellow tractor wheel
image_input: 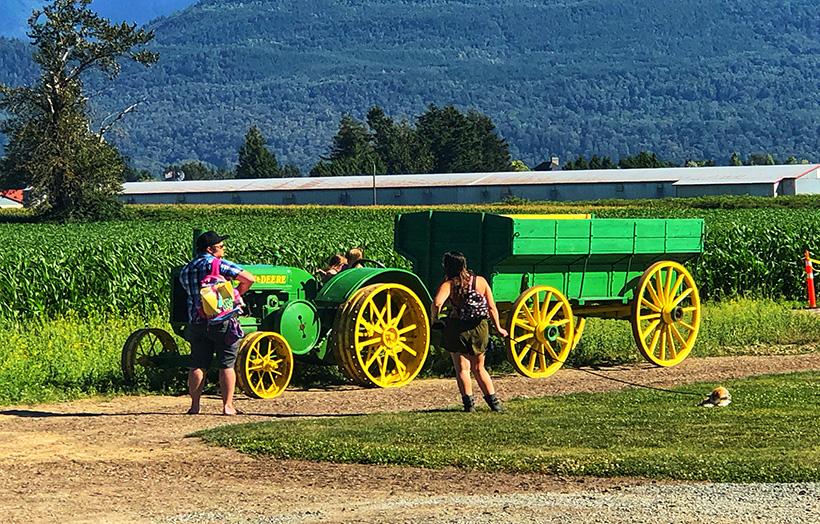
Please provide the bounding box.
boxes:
[631,261,701,367]
[330,287,371,384]
[505,286,575,379]
[333,283,430,388]
[235,331,294,399]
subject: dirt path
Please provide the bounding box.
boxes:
[1,354,819,524]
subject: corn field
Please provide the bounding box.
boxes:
[5,204,820,321]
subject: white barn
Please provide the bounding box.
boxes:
[120,164,820,206]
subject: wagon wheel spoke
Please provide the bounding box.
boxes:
[640,318,662,340]
[526,344,538,372]
[646,281,663,307]
[544,300,564,323]
[663,269,675,301]
[522,305,537,327]
[513,319,535,332]
[543,340,560,361]
[671,287,693,307]
[670,324,687,350]
[537,345,548,371]
[640,297,662,313]
[513,332,534,344]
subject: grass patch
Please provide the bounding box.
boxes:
[0,312,188,405]
[197,371,820,482]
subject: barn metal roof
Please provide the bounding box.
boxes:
[121,164,820,195]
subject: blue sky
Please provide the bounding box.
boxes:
[0,0,197,39]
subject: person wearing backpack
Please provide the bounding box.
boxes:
[431,251,508,413]
[179,231,256,416]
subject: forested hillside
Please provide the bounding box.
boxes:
[2,0,820,174]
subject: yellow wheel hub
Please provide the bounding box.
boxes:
[505,285,576,379]
[235,331,294,399]
[631,261,701,367]
[333,283,429,388]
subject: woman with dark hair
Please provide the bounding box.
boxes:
[431,251,508,412]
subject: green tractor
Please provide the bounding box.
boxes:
[121,230,432,398]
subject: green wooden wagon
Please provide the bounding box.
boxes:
[395,211,704,378]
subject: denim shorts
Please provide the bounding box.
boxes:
[185,322,239,369]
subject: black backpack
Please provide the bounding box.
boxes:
[455,275,489,321]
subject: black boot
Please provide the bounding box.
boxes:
[462,394,476,412]
[484,393,507,412]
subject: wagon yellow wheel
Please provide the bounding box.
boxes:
[572,317,586,351]
[505,286,575,378]
[235,331,293,399]
[631,261,701,367]
[333,283,430,388]
[121,328,178,380]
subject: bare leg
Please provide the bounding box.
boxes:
[187,368,206,414]
[219,367,237,415]
[468,353,495,396]
[450,352,473,396]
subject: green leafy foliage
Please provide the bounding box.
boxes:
[0,0,157,220]
[4,0,819,174]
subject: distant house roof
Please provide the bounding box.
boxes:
[121,164,820,195]
[0,189,23,203]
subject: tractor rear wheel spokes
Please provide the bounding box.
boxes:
[121,328,178,381]
[334,283,430,388]
[505,286,575,379]
[235,331,294,399]
[631,261,701,367]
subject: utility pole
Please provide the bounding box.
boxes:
[372,162,377,205]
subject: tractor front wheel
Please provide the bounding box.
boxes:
[235,331,294,399]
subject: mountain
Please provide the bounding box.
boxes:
[2,0,820,174]
[0,0,197,39]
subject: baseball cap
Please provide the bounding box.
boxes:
[196,230,229,251]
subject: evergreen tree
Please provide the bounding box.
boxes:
[0,0,156,219]
[310,114,383,176]
[236,125,280,178]
[588,155,602,170]
[730,152,743,166]
[619,151,676,169]
[601,156,618,169]
[367,106,432,175]
[574,156,590,170]
[749,153,775,166]
[280,164,302,177]
[415,104,510,173]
